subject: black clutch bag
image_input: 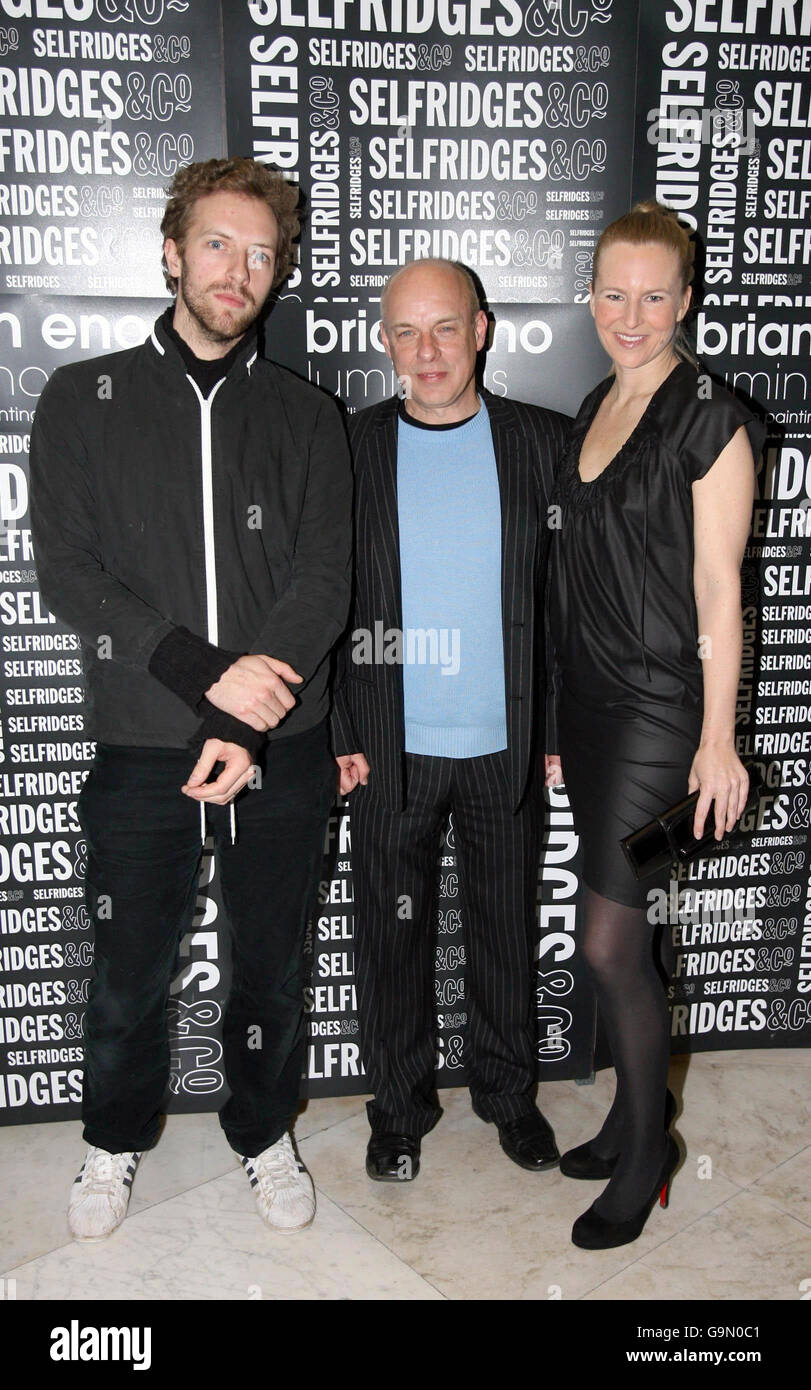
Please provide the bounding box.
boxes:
[619,763,766,881]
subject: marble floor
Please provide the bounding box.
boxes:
[0,1048,808,1301]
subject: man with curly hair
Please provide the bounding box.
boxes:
[30,158,352,1240]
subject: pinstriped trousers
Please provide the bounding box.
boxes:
[349,749,541,1136]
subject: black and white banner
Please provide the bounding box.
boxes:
[0,0,224,299]
[1,0,809,1126]
[632,5,811,1052]
[224,0,637,306]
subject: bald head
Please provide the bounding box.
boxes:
[380,258,481,328]
[379,257,488,426]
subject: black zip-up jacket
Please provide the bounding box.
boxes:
[29,313,353,752]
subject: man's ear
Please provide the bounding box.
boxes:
[380,322,393,363]
[164,238,182,280]
[474,309,488,351]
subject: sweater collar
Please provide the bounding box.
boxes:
[373,386,519,441]
[396,394,484,432]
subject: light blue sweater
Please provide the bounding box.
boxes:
[397,400,508,758]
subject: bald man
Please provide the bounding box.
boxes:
[332,259,570,1181]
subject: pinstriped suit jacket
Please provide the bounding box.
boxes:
[331,388,571,813]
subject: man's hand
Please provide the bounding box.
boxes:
[206,655,302,731]
[336,753,370,795]
[544,754,564,788]
[182,739,255,804]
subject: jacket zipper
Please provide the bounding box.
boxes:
[148,329,253,847]
[186,375,228,844]
[186,376,226,644]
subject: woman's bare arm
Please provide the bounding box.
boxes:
[690,425,756,838]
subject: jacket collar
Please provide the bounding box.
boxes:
[148,311,259,381]
[371,392,400,430]
[478,386,520,435]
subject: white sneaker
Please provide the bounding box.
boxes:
[68,1147,141,1242]
[238,1133,315,1231]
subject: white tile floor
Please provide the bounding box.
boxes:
[1,1049,809,1301]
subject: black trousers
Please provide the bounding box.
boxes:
[349,750,542,1136]
[77,723,334,1157]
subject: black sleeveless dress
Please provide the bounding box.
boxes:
[548,361,765,908]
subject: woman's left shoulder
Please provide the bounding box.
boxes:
[652,361,742,426]
[652,362,766,482]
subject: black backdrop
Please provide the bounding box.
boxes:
[0,0,809,1124]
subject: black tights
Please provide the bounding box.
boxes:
[580,888,671,1219]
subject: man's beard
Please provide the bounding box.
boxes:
[178,275,260,344]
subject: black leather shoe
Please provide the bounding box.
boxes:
[498,1110,560,1171]
[560,1089,678,1181]
[365,1132,421,1182]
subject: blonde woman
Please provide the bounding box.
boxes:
[546,202,765,1249]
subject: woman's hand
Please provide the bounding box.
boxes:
[688,742,749,840]
[545,754,564,788]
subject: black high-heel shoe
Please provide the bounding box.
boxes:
[560,1089,677,1181]
[570,1134,679,1250]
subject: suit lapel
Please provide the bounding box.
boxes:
[483,391,537,802]
[483,391,535,630]
[365,398,403,630]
